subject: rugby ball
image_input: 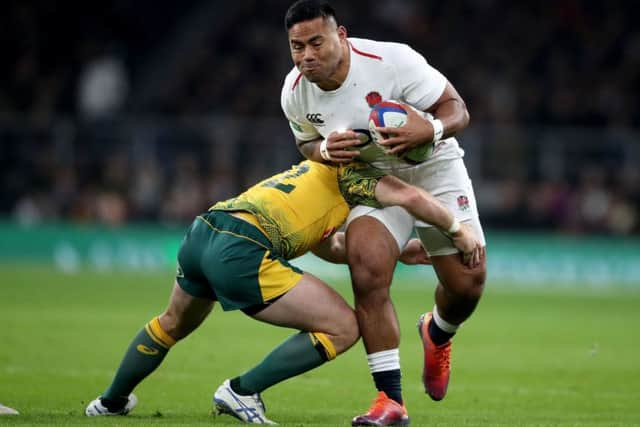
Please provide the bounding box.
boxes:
[368,100,433,163]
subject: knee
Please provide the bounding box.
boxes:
[348,252,394,295]
[450,269,486,302]
[331,309,360,355]
[158,310,188,341]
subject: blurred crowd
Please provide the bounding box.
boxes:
[1,0,639,234]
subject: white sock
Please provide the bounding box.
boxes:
[433,305,460,333]
[367,348,400,373]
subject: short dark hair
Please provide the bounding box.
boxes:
[284,0,338,31]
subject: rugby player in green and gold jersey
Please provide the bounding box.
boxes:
[85,160,482,424]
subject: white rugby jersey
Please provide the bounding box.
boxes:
[281,37,464,170]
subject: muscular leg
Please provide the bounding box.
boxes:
[229,272,359,394]
[346,216,404,405]
[347,216,400,352]
[159,282,215,339]
[415,223,486,401]
[101,282,214,408]
[431,253,486,325]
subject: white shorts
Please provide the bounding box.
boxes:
[346,157,486,256]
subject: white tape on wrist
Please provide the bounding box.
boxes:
[429,118,444,143]
[447,218,461,235]
[319,138,332,161]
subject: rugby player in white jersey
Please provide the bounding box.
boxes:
[281,1,487,425]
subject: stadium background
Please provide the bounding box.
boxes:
[1,1,639,425]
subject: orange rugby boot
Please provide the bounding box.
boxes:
[417,312,451,401]
[351,391,409,426]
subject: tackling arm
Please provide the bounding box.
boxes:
[311,232,432,266]
[374,174,483,267]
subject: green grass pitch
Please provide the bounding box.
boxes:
[1,264,639,426]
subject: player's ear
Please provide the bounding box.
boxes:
[337,25,348,40]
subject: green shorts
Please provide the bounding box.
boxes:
[176,211,303,311]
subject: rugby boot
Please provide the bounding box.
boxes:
[214,379,276,424]
[352,391,409,426]
[85,394,138,416]
[417,312,451,401]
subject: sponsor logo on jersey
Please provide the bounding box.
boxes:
[457,195,470,211]
[306,113,325,124]
[365,91,382,108]
[137,344,159,356]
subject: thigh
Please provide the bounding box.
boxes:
[346,204,414,251]
[346,215,400,290]
[416,215,486,256]
[251,272,354,332]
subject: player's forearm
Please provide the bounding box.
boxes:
[429,82,470,139]
[402,187,454,232]
[296,138,324,162]
[432,98,470,139]
[375,175,455,232]
[310,232,347,264]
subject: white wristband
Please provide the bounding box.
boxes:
[429,118,444,143]
[319,138,332,161]
[447,218,461,235]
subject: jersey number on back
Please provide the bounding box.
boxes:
[261,163,311,194]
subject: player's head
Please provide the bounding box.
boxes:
[285,0,348,88]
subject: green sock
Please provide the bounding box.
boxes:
[102,318,175,408]
[234,332,328,394]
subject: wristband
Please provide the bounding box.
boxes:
[447,218,461,235]
[319,138,332,161]
[429,118,444,143]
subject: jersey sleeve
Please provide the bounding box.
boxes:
[280,74,321,141]
[391,44,447,110]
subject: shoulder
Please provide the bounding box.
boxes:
[348,38,421,64]
[281,66,305,110]
[282,66,304,92]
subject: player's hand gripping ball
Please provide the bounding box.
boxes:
[368,100,433,163]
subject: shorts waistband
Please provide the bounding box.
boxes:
[197,211,272,249]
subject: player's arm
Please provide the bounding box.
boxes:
[311,232,431,266]
[375,175,484,267]
[310,232,346,263]
[399,238,432,265]
[425,81,470,139]
[296,131,361,164]
[282,83,359,163]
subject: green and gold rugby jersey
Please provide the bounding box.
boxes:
[211,160,383,260]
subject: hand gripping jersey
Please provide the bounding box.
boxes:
[281,38,464,170]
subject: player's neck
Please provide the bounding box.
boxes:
[316,43,351,91]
